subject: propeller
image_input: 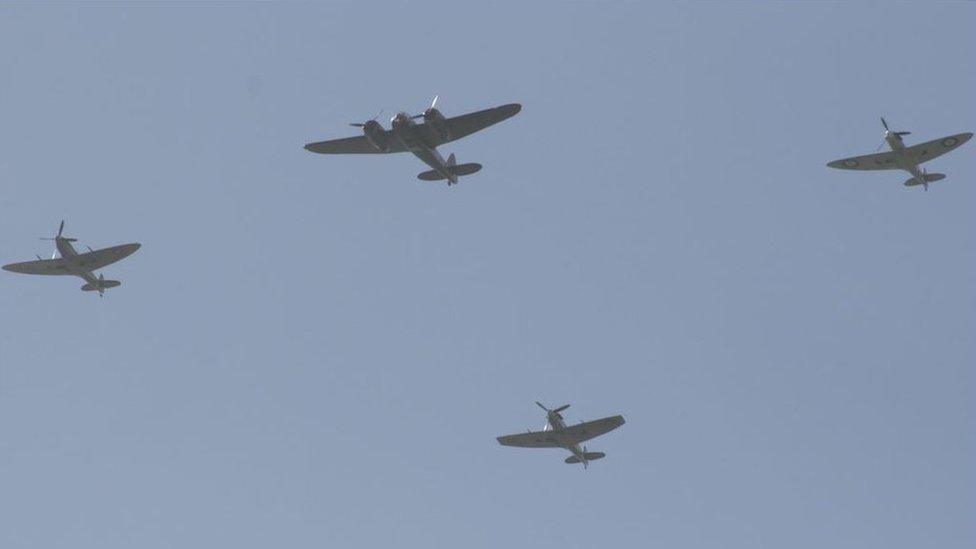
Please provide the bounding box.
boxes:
[39,220,77,242]
[876,117,911,151]
[39,220,77,259]
[535,401,570,414]
[881,116,911,136]
[411,95,439,119]
[535,401,570,431]
[349,110,384,128]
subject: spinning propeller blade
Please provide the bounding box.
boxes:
[877,117,911,150]
[880,116,910,137]
[39,220,76,258]
[349,110,383,127]
[411,95,440,119]
[39,220,77,242]
[535,401,570,413]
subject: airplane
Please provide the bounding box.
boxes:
[304,96,521,186]
[2,221,141,296]
[496,402,625,469]
[827,118,972,190]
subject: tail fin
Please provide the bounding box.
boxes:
[417,162,483,181]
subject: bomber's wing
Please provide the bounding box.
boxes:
[826,151,900,171]
[438,103,522,145]
[496,429,562,448]
[902,132,973,164]
[304,133,406,155]
[73,243,141,271]
[2,257,72,275]
[559,415,625,444]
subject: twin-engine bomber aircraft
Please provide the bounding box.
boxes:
[2,221,140,296]
[827,118,972,190]
[304,96,521,186]
[497,402,625,469]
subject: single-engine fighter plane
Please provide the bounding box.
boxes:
[3,221,140,296]
[304,96,521,186]
[827,118,972,190]
[496,402,625,469]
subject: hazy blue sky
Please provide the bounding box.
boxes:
[1,3,973,548]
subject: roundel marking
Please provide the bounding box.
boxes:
[942,137,958,148]
[844,159,859,167]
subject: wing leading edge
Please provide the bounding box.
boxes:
[496,415,625,448]
[903,132,973,164]
[2,257,72,275]
[827,132,972,171]
[441,103,522,145]
[496,430,562,448]
[76,243,142,271]
[304,133,407,155]
[2,243,140,276]
[827,151,899,171]
[560,415,626,444]
[304,103,521,154]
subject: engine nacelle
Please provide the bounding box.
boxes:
[423,108,450,140]
[361,120,391,152]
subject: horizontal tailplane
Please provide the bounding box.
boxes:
[82,279,121,292]
[565,452,606,464]
[904,173,945,187]
[417,162,483,181]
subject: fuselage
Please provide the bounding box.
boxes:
[390,112,457,184]
[884,131,926,181]
[544,411,586,461]
[54,237,99,285]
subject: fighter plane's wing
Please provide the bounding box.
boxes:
[2,257,73,275]
[438,103,522,145]
[304,133,407,155]
[72,243,142,271]
[496,430,563,448]
[902,133,973,164]
[559,415,626,444]
[826,151,900,171]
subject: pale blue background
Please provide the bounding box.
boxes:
[1,3,974,548]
